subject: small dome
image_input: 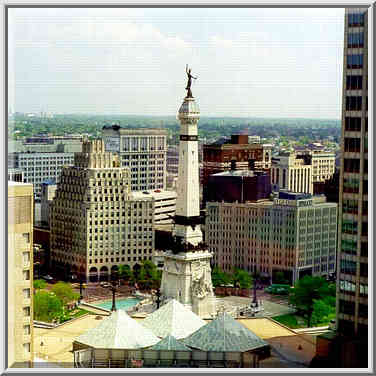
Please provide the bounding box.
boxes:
[178,97,200,115]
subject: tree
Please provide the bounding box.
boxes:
[118,265,133,281]
[34,291,63,323]
[211,267,232,287]
[51,282,79,307]
[274,271,288,284]
[232,268,252,289]
[33,279,47,291]
[311,299,336,326]
[289,276,334,327]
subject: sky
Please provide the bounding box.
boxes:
[8,7,345,119]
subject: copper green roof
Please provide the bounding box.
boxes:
[182,312,269,352]
[150,335,192,351]
[74,310,159,349]
[141,299,206,339]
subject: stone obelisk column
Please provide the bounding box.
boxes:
[160,66,216,318]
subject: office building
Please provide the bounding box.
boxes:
[8,168,24,183]
[9,152,75,200]
[203,170,271,205]
[336,6,368,354]
[271,152,313,194]
[102,125,168,191]
[50,139,154,282]
[202,134,272,185]
[8,182,34,367]
[130,189,177,226]
[206,192,337,283]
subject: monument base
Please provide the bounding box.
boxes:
[160,249,216,319]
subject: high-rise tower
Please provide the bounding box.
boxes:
[324,7,369,368]
[160,67,216,318]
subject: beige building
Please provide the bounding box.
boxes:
[271,152,313,194]
[206,192,337,284]
[8,182,34,367]
[295,149,336,183]
[50,139,155,283]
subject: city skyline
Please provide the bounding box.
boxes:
[9,7,344,119]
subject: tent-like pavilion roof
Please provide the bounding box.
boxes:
[182,312,269,352]
[141,299,206,339]
[150,335,192,351]
[74,310,159,349]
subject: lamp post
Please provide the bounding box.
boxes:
[110,270,118,312]
[155,288,161,309]
[79,275,84,303]
[252,274,257,305]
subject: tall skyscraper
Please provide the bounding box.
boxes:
[8,182,34,367]
[336,7,368,366]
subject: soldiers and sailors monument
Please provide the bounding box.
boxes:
[160,66,216,318]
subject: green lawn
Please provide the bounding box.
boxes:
[273,314,308,329]
[59,308,91,323]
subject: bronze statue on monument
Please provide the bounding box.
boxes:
[185,64,197,98]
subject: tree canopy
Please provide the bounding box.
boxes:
[33,279,47,291]
[33,291,63,322]
[51,282,79,307]
[289,276,336,327]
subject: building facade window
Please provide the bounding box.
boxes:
[346,75,363,90]
[347,54,363,69]
[346,96,362,111]
[347,32,364,48]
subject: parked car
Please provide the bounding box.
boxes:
[42,275,54,283]
[100,282,111,288]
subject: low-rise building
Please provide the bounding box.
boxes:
[203,170,271,205]
[206,192,337,283]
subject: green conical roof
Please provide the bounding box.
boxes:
[74,310,159,349]
[150,335,192,351]
[182,312,268,352]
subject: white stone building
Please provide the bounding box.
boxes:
[130,189,177,225]
[271,152,313,194]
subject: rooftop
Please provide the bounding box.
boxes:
[141,299,206,339]
[74,310,159,349]
[182,312,269,352]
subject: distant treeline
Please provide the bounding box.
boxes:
[8,113,341,144]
